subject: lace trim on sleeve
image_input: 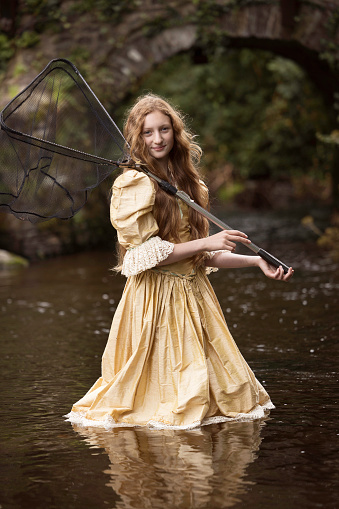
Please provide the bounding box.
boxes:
[206,250,222,259]
[205,250,225,274]
[122,236,175,277]
[206,265,219,274]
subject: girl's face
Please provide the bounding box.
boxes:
[142,110,174,167]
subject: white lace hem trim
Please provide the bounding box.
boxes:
[64,401,274,431]
[122,236,175,277]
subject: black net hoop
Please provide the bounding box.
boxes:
[0,58,129,222]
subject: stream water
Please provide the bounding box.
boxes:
[0,211,338,509]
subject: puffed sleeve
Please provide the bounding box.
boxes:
[111,170,174,276]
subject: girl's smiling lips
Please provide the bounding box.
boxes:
[152,145,166,151]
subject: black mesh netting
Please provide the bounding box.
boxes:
[0,58,128,222]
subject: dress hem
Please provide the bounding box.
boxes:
[64,401,275,431]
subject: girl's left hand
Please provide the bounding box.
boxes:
[258,258,294,281]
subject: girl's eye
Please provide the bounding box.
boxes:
[143,130,152,136]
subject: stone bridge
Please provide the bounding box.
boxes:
[2,0,339,108]
[104,0,339,106]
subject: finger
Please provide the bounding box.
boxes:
[273,266,283,279]
[283,267,294,281]
[225,230,248,238]
[265,267,278,279]
[226,235,252,244]
[224,242,236,251]
[278,267,293,281]
[219,230,251,245]
[238,237,252,244]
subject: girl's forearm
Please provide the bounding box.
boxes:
[207,251,260,269]
[157,238,207,266]
[156,230,252,267]
[157,240,260,269]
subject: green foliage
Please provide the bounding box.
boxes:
[142,14,177,38]
[69,47,92,76]
[317,130,339,146]
[22,0,63,32]
[123,48,331,186]
[317,213,339,262]
[16,31,40,49]
[17,0,141,37]
[318,6,339,71]
[13,61,28,78]
[192,0,277,16]
[69,0,139,23]
[0,34,14,73]
[326,7,339,38]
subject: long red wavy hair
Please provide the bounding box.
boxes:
[116,93,210,268]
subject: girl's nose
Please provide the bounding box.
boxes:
[154,130,162,143]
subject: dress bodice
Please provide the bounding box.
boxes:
[157,199,195,275]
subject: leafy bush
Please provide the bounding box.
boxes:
[123,49,331,183]
[0,34,14,72]
[16,31,40,49]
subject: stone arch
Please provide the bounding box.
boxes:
[2,1,338,108]
[99,0,339,108]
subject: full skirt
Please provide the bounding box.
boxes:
[66,269,273,429]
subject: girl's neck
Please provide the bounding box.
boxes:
[154,158,173,182]
[157,158,169,173]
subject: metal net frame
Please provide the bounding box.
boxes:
[0,58,128,222]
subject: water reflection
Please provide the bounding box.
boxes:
[71,419,267,509]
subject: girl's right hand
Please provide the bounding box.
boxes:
[204,230,251,252]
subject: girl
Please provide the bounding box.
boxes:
[66,94,293,429]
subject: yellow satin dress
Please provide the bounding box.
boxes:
[66,170,273,429]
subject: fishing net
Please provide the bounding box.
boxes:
[0,58,128,222]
